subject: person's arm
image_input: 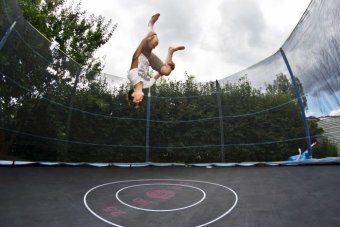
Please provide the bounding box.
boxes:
[130,32,157,69]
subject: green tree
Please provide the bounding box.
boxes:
[1,0,117,160]
[19,0,117,74]
[0,0,55,158]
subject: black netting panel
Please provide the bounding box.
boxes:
[1,0,338,163]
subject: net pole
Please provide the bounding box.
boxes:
[279,48,312,158]
[216,80,225,162]
[145,88,151,162]
[63,68,82,161]
[0,21,17,50]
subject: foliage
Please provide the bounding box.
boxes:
[0,0,116,159]
[19,0,117,74]
[3,69,336,163]
[312,138,338,158]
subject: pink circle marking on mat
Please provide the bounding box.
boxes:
[145,189,176,199]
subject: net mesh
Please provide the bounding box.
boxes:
[1,0,339,163]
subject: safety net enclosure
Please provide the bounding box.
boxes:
[0,0,339,165]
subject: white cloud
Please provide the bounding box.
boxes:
[330,109,340,116]
[77,0,310,82]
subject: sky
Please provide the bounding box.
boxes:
[77,0,311,83]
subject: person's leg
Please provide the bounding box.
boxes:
[160,46,185,75]
[147,13,185,75]
[148,13,160,32]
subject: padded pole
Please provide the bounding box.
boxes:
[216,80,225,162]
[145,88,151,162]
[0,21,17,50]
[279,48,312,158]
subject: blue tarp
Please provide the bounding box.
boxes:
[288,150,310,161]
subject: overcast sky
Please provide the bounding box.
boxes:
[78,0,311,83]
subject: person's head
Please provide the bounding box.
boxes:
[128,88,144,107]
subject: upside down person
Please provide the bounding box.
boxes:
[127,13,185,107]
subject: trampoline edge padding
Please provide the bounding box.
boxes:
[1,157,340,167]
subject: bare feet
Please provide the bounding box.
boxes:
[169,46,185,53]
[164,46,185,73]
[148,13,160,31]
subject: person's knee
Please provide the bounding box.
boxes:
[160,65,172,75]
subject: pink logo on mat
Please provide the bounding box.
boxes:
[145,189,176,199]
[132,197,153,206]
[102,206,126,217]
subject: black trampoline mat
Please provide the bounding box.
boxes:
[1,165,340,226]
